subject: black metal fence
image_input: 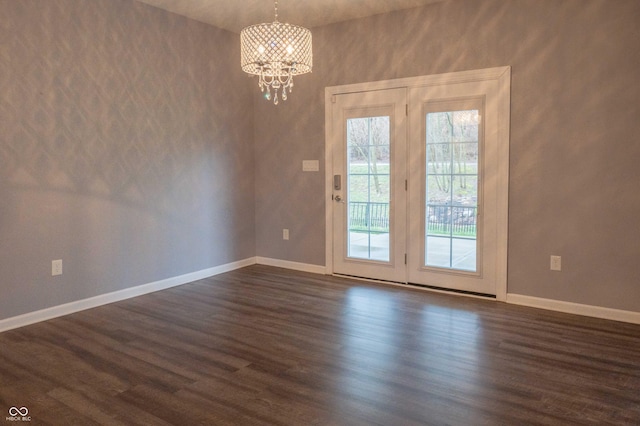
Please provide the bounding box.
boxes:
[348,202,477,237]
[348,202,389,233]
[426,204,477,237]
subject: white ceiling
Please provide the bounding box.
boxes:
[135,0,446,33]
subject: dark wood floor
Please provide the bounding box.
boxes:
[1,265,639,425]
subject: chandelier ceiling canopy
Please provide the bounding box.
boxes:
[240,1,313,104]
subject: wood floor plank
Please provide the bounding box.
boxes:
[1,264,639,425]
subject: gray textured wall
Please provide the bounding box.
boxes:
[254,0,640,312]
[0,0,255,320]
[1,0,638,321]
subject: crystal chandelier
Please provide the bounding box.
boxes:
[240,0,312,104]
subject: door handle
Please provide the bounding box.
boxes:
[334,195,345,203]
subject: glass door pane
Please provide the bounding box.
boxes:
[347,116,390,262]
[425,110,479,272]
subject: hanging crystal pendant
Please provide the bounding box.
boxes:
[240,1,312,105]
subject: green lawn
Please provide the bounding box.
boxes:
[347,162,477,238]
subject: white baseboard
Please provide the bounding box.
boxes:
[507,294,640,325]
[0,257,257,333]
[256,257,326,275]
[6,258,636,333]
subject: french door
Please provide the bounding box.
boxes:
[330,88,407,283]
[326,68,510,298]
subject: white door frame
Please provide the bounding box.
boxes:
[329,88,408,283]
[325,66,511,301]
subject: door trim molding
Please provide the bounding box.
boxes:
[325,66,511,300]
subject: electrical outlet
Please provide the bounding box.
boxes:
[550,255,561,271]
[52,259,63,276]
[283,229,289,240]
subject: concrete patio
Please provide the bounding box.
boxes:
[348,231,477,271]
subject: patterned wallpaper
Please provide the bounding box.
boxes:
[0,0,249,216]
[0,0,255,320]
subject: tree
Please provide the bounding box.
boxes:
[347,116,389,195]
[426,110,479,202]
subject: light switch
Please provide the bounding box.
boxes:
[302,160,319,172]
[52,259,63,276]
